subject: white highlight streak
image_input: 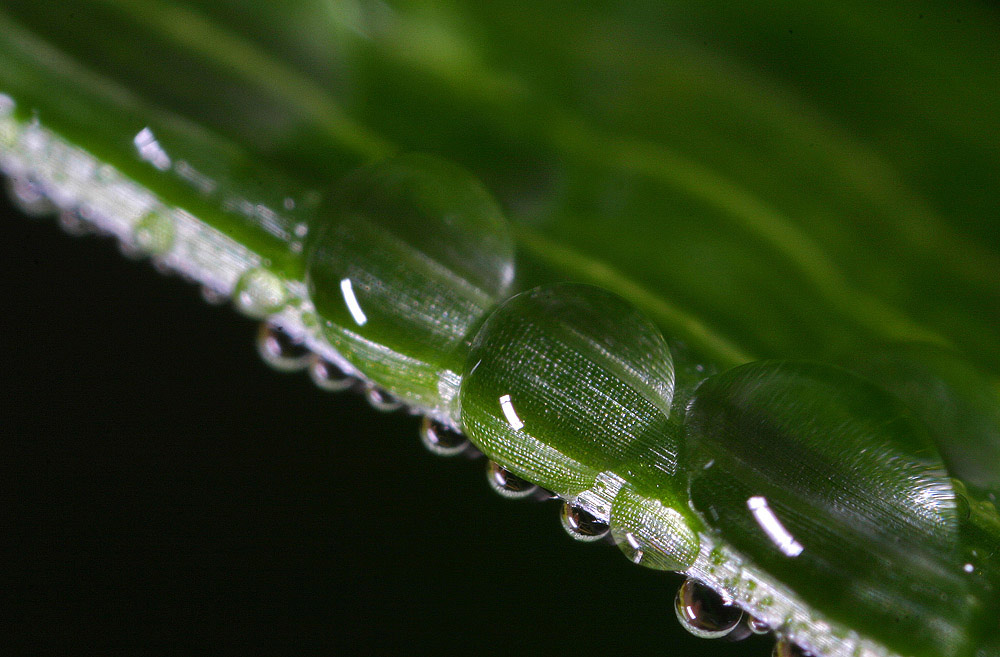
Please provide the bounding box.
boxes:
[499,394,524,430]
[747,496,804,557]
[133,127,171,171]
[340,278,368,326]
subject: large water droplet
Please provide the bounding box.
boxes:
[674,579,744,639]
[685,360,983,657]
[846,342,1000,497]
[459,283,681,502]
[306,153,514,413]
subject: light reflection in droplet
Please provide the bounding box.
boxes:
[499,393,524,430]
[747,496,804,557]
[133,127,171,171]
[339,277,368,326]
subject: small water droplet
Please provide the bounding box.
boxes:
[200,286,228,306]
[234,267,287,318]
[57,210,92,237]
[7,176,55,217]
[364,385,403,413]
[256,323,310,373]
[486,461,538,499]
[118,239,145,260]
[419,417,468,457]
[133,211,175,255]
[308,356,355,393]
[748,616,772,635]
[674,579,744,639]
[560,503,609,542]
[773,639,813,657]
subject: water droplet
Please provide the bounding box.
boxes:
[256,323,310,373]
[609,485,699,571]
[234,267,287,318]
[772,639,813,657]
[132,211,175,255]
[486,461,538,499]
[305,153,514,412]
[674,579,744,639]
[6,176,55,217]
[845,342,1000,497]
[308,356,355,393]
[364,385,403,413]
[560,503,609,542]
[748,616,772,635]
[459,283,680,501]
[200,286,228,306]
[419,417,468,457]
[57,210,92,237]
[686,360,978,656]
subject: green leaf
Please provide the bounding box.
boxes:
[2,2,999,655]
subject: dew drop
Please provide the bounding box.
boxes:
[234,267,287,318]
[560,503,609,542]
[57,209,92,237]
[772,639,813,657]
[200,286,228,306]
[748,616,772,635]
[419,417,468,457]
[308,356,355,393]
[609,485,699,571]
[685,360,978,656]
[364,385,404,413]
[674,579,744,640]
[256,323,310,373]
[6,175,55,217]
[486,461,538,499]
[306,153,514,412]
[459,283,680,501]
[132,211,175,256]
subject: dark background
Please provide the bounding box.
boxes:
[4,189,768,654]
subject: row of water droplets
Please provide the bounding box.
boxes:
[6,90,994,657]
[1,114,809,655]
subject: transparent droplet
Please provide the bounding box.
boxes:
[609,485,699,571]
[748,616,772,635]
[364,385,403,413]
[132,211,175,255]
[234,267,287,318]
[7,176,56,217]
[305,153,514,412]
[560,503,609,542]
[256,323,310,373]
[486,461,538,499]
[56,210,92,237]
[773,639,813,657]
[459,283,679,501]
[118,239,145,260]
[200,286,228,306]
[419,417,468,457]
[674,579,744,640]
[686,360,978,656]
[308,356,355,393]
